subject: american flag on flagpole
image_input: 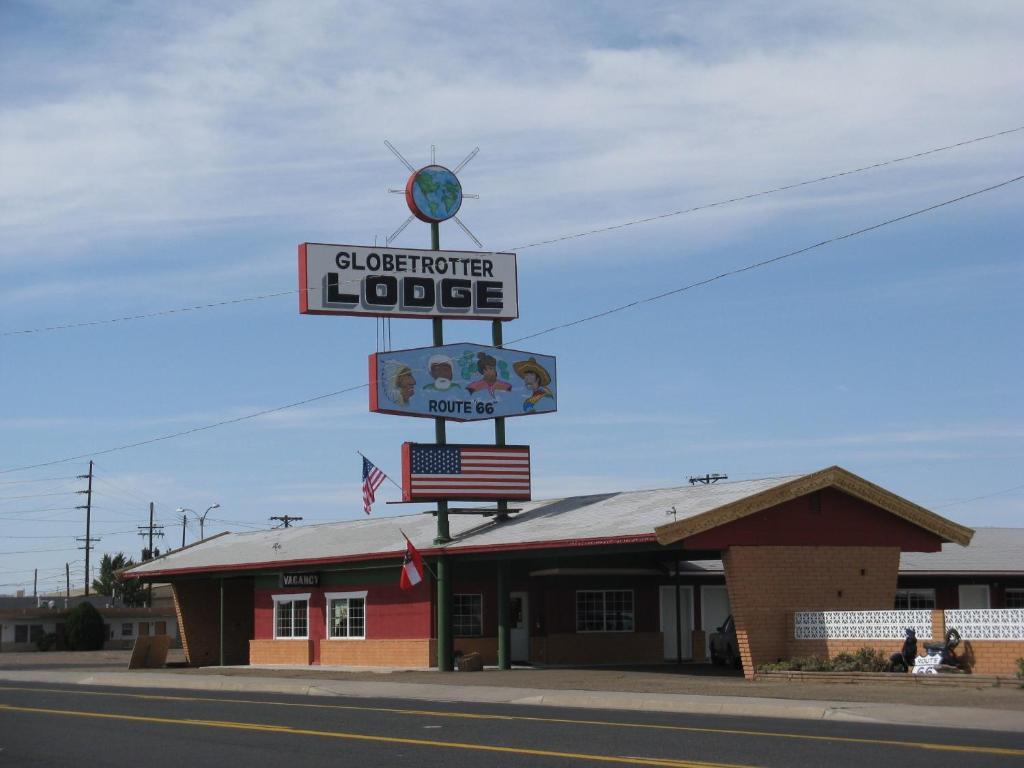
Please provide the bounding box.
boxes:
[402,443,531,501]
[362,456,386,515]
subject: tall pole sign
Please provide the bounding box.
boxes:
[298,143,558,672]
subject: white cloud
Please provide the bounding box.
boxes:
[2,1,1021,268]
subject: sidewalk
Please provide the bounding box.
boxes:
[1,653,1021,734]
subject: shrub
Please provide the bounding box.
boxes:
[35,632,57,652]
[852,647,890,672]
[789,656,832,672]
[757,660,794,672]
[757,647,894,674]
[64,602,106,651]
[830,652,858,672]
[1016,657,1023,687]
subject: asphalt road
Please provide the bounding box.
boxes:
[0,682,1020,767]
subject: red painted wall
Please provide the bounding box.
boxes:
[683,489,942,552]
[254,583,432,648]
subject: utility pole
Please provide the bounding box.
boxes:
[138,502,165,560]
[138,502,164,608]
[65,563,70,599]
[688,473,728,485]
[181,512,188,548]
[33,569,37,598]
[270,515,302,528]
[76,460,95,595]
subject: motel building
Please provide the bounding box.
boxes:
[124,466,1024,678]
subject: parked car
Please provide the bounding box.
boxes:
[709,615,740,668]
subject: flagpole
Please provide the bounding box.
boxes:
[357,450,403,492]
[399,529,439,580]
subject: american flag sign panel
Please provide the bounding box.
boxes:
[402,443,531,501]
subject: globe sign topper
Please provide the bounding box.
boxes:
[405,165,463,223]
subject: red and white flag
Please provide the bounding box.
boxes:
[399,534,424,590]
[401,443,531,501]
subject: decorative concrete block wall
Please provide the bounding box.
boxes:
[786,608,1024,676]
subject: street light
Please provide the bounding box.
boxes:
[200,503,220,541]
[176,503,220,542]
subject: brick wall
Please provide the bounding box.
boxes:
[172,578,253,667]
[173,581,218,666]
[960,641,1024,675]
[249,639,313,665]
[724,546,900,678]
[319,639,433,667]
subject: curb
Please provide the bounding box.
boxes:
[1,668,1021,733]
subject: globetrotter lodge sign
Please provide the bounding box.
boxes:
[298,243,518,320]
[369,343,556,422]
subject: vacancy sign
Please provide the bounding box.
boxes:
[298,243,518,320]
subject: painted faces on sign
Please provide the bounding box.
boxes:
[369,343,556,422]
[383,361,417,406]
[426,355,458,392]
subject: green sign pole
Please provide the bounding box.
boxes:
[431,220,454,671]
[431,221,450,545]
[493,317,511,669]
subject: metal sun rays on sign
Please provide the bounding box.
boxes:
[384,141,483,246]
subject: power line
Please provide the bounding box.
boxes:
[509,125,1024,251]
[0,383,368,475]
[1,289,300,337]
[0,475,78,486]
[0,546,80,555]
[0,174,1019,476]
[507,173,1024,344]
[0,490,77,501]
[3,126,1021,339]
[931,482,1024,510]
[0,506,81,516]
[206,517,267,530]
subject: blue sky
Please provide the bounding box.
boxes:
[1,1,1022,595]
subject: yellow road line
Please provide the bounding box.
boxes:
[0,684,1020,758]
[0,703,747,768]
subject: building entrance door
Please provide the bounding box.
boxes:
[700,585,731,657]
[510,591,529,663]
[659,585,694,660]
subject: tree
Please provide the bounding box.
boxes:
[64,602,106,651]
[92,552,146,607]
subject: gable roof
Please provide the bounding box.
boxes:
[654,466,974,547]
[125,475,803,578]
[125,467,974,579]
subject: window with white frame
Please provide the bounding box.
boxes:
[1006,589,1024,608]
[894,588,936,610]
[273,593,310,639]
[453,594,483,637]
[326,591,367,639]
[576,590,634,632]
